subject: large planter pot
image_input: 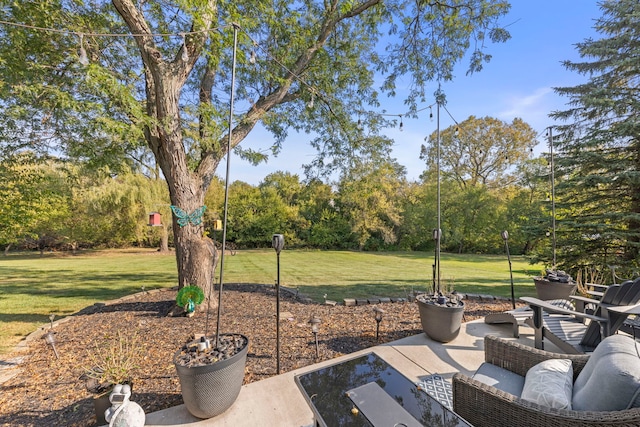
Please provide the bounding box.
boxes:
[416,296,465,343]
[534,277,577,301]
[174,333,248,419]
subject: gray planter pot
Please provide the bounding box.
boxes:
[416,297,465,343]
[533,277,577,301]
[174,334,248,419]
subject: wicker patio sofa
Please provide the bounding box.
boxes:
[452,335,640,427]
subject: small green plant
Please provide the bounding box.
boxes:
[83,331,142,393]
[440,276,456,296]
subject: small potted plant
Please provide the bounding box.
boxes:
[173,285,249,418]
[533,269,577,301]
[81,331,142,425]
[173,332,248,419]
[172,282,248,419]
[416,277,465,343]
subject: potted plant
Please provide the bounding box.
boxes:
[172,280,249,419]
[416,275,465,343]
[81,331,142,426]
[173,332,248,419]
[533,269,577,301]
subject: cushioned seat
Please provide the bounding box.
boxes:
[453,334,640,427]
[472,362,525,397]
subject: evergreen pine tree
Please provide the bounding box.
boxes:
[550,0,640,275]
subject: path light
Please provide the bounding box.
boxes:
[44,330,59,359]
[45,314,59,359]
[373,307,385,340]
[502,230,516,310]
[78,33,89,66]
[309,316,321,359]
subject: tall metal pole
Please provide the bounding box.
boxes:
[550,128,557,268]
[215,24,239,346]
[435,88,443,294]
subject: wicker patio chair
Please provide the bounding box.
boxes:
[452,335,640,427]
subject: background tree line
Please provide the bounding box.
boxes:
[0,115,553,257]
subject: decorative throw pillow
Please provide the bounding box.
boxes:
[521,359,573,409]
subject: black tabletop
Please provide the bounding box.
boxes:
[295,352,472,427]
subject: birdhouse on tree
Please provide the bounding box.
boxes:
[148,212,162,226]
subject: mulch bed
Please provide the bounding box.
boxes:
[0,284,514,427]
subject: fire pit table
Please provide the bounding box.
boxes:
[295,352,472,427]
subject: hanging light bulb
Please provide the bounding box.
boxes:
[454,126,459,137]
[307,93,315,109]
[399,115,403,131]
[78,33,89,66]
[357,118,363,131]
[249,41,257,64]
[429,106,433,121]
[180,33,189,62]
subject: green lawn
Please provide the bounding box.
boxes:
[0,248,542,354]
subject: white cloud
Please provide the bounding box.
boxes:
[498,87,553,121]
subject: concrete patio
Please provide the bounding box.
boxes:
[140,318,550,427]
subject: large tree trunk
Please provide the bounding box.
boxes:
[171,203,218,310]
[158,224,170,253]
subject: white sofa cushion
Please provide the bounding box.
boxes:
[521,359,573,409]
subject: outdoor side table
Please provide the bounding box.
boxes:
[295,352,472,427]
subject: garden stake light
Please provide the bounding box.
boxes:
[373,307,385,340]
[502,230,516,310]
[44,330,59,359]
[272,233,284,374]
[44,314,59,359]
[309,316,321,359]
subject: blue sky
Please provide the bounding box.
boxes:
[230,1,603,185]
